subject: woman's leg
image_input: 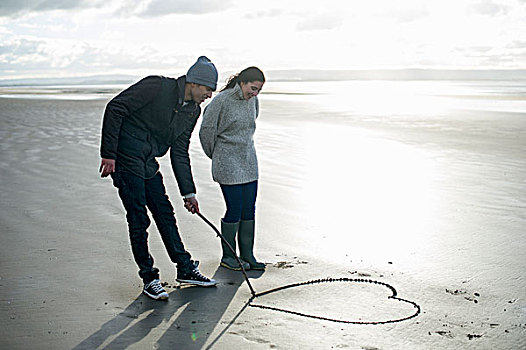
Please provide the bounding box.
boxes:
[219,184,250,270]
[240,180,258,221]
[220,184,243,223]
[238,181,265,270]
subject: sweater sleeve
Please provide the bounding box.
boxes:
[199,98,222,159]
[100,76,161,159]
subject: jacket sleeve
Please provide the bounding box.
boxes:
[100,76,161,159]
[199,99,222,159]
[170,120,198,196]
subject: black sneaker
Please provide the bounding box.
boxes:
[176,261,216,287]
[143,279,169,300]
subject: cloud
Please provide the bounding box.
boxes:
[246,8,283,19]
[478,51,526,67]
[0,37,52,74]
[0,0,105,17]
[450,43,526,68]
[507,40,526,49]
[137,0,233,17]
[0,38,42,56]
[454,45,493,54]
[0,35,195,78]
[297,13,343,31]
[0,0,232,18]
[467,0,509,16]
[389,7,429,23]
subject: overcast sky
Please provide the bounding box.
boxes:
[1,0,525,79]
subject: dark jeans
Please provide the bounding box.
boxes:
[111,170,192,283]
[220,180,258,223]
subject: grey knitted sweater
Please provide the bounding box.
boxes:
[199,83,259,185]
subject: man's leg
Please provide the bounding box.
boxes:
[145,172,216,286]
[144,172,192,272]
[111,170,160,284]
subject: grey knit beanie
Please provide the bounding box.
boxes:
[186,56,218,91]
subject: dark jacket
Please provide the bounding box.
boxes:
[100,75,200,196]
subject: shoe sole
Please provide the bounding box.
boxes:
[143,290,169,300]
[220,261,248,271]
[176,279,217,287]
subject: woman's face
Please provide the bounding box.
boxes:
[240,81,264,100]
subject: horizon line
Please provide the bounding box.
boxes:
[1,68,526,86]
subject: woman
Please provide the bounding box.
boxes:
[199,67,266,271]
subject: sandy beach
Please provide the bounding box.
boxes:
[1,80,525,349]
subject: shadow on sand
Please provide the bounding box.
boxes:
[73,267,264,349]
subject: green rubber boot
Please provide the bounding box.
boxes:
[220,220,250,271]
[238,220,266,270]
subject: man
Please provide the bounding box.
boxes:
[99,56,218,300]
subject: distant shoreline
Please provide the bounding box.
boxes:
[1,69,526,87]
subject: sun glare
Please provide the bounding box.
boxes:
[294,123,438,262]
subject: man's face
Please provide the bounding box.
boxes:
[190,84,213,104]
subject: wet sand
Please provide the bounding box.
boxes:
[1,92,525,349]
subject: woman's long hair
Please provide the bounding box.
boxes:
[221,66,265,92]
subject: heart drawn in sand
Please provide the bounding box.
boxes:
[249,278,421,325]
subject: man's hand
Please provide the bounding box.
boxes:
[183,197,200,214]
[99,158,116,177]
